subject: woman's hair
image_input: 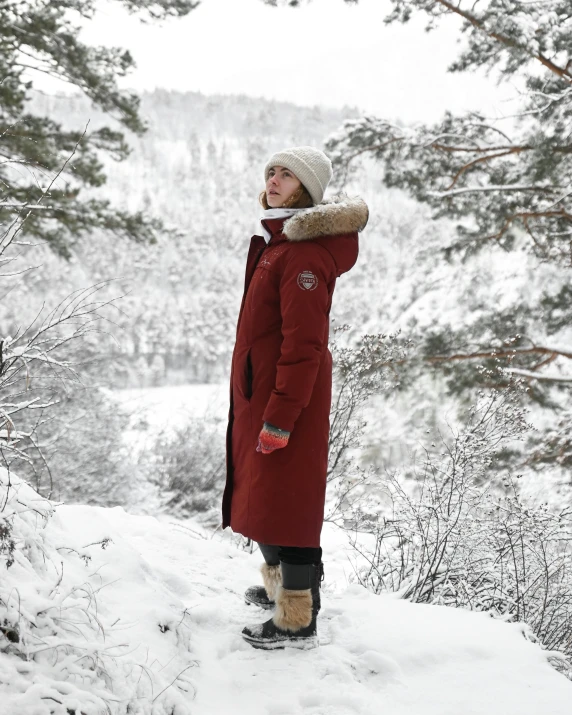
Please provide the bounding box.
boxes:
[259,184,314,210]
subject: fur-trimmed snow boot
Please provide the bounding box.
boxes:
[242,561,324,650]
[244,563,281,610]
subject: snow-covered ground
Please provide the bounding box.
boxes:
[3,384,570,713]
[115,384,228,433]
[114,383,228,456]
[2,469,571,715]
[124,512,572,715]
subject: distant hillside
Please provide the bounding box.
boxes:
[16,90,365,386]
[28,89,359,230]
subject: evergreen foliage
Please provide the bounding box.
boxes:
[323,0,572,369]
[325,1,572,472]
[0,0,198,258]
[263,1,572,477]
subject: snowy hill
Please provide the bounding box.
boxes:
[14,89,365,389]
[1,470,571,715]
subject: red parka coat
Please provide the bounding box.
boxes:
[222,195,369,547]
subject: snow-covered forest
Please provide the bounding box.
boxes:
[1,0,572,713]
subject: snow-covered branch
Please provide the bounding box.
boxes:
[427,184,563,198]
[425,345,572,363]
[507,368,572,383]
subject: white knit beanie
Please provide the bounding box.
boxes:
[264,146,333,205]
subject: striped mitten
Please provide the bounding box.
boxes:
[256,422,290,454]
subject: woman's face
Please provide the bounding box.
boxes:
[266,165,302,208]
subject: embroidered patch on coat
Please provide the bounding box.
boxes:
[297,271,318,291]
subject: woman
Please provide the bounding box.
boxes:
[222,146,368,650]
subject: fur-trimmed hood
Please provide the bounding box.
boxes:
[282,193,369,241]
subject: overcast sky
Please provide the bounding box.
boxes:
[56,0,525,126]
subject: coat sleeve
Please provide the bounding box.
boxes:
[262,244,334,433]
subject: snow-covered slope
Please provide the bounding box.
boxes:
[2,472,570,715]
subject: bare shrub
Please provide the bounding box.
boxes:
[0,469,197,713]
[141,418,225,522]
[344,375,572,663]
[17,383,138,506]
[0,146,129,504]
[0,283,125,499]
[326,327,410,524]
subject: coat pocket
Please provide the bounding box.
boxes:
[245,349,253,400]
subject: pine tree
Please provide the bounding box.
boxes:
[265,0,572,476]
[0,0,199,258]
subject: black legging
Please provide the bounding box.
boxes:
[258,542,322,566]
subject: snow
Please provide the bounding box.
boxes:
[2,469,571,714]
[508,367,572,382]
[0,473,197,715]
[113,383,228,466]
[115,384,228,434]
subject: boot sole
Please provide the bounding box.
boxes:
[242,634,319,651]
[244,597,275,610]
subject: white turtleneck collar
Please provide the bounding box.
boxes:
[259,208,305,243]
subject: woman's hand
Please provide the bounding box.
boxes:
[256,422,290,454]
